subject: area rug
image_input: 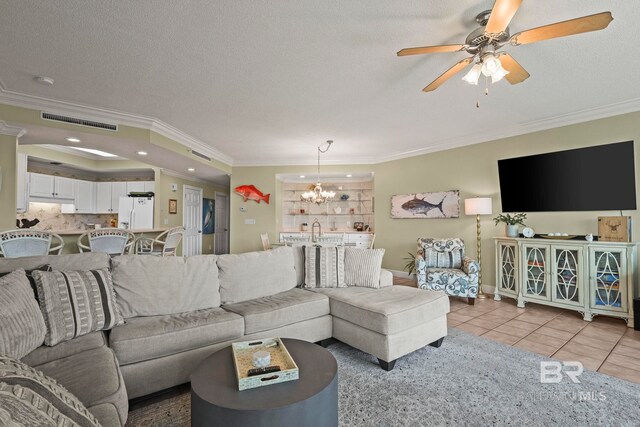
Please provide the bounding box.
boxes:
[126,329,640,426]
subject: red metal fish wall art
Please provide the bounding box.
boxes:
[234,185,270,204]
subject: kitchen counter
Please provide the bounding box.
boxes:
[279,230,374,234]
[53,228,169,235]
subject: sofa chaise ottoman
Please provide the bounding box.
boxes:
[311,286,449,370]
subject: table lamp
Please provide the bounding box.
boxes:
[464,197,492,299]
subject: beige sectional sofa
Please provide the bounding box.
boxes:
[0,246,449,426]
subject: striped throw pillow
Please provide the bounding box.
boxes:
[32,269,124,346]
[0,270,46,359]
[0,355,100,426]
[344,248,385,288]
[304,246,346,288]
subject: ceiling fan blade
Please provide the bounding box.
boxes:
[511,12,613,45]
[485,0,523,35]
[423,58,474,92]
[397,44,465,56]
[498,53,530,84]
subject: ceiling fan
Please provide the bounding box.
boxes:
[397,0,613,92]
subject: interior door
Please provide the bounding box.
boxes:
[183,185,203,256]
[214,193,229,254]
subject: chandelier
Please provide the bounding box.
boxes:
[301,140,336,204]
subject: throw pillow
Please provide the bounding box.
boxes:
[0,354,100,427]
[0,270,46,359]
[32,268,123,346]
[0,264,52,297]
[304,246,345,289]
[344,247,385,288]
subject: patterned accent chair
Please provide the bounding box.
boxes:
[416,238,479,305]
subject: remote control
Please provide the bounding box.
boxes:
[247,365,281,377]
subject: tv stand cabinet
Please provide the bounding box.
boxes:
[494,237,638,327]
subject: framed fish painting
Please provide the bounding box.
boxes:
[390,190,460,219]
[202,198,215,235]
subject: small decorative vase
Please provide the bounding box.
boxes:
[506,224,519,237]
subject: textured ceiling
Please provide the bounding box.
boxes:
[1,1,639,166]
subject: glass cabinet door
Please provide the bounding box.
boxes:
[498,242,518,297]
[590,248,628,312]
[522,244,550,301]
[551,246,582,306]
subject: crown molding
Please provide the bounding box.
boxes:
[0,120,26,137]
[3,83,640,168]
[371,97,640,164]
[234,97,640,166]
[0,86,234,166]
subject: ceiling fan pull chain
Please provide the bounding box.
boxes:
[485,76,489,95]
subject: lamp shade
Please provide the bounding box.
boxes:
[464,197,492,215]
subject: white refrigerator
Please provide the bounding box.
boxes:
[118,197,154,230]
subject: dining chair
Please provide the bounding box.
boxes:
[368,233,376,249]
[0,229,65,258]
[135,227,185,256]
[78,229,135,256]
[260,233,271,251]
[282,235,311,246]
[314,233,345,245]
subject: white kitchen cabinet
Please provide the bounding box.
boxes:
[111,182,127,211]
[29,173,74,201]
[29,173,55,198]
[95,182,113,213]
[126,181,154,194]
[16,153,28,213]
[74,180,95,213]
[495,237,638,327]
[54,177,75,199]
[94,182,127,213]
[126,181,145,193]
[60,179,95,214]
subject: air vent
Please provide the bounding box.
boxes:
[41,112,118,131]
[191,150,211,162]
[49,161,62,165]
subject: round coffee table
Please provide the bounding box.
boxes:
[191,338,338,427]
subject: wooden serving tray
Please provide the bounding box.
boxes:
[231,337,299,391]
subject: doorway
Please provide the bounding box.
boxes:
[214,193,229,254]
[183,185,203,256]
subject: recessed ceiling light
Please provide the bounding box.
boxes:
[187,167,196,172]
[137,151,148,156]
[299,175,306,178]
[66,147,118,157]
[346,174,353,178]
[35,76,55,85]
[65,137,81,143]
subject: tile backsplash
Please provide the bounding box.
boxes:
[16,202,116,231]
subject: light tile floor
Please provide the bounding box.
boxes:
[394,277,640,384]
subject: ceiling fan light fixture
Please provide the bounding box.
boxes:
[491,63,510,83]
[462,63,482,85]
[481,54,502,76]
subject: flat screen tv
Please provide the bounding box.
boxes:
[498,141,636,212]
